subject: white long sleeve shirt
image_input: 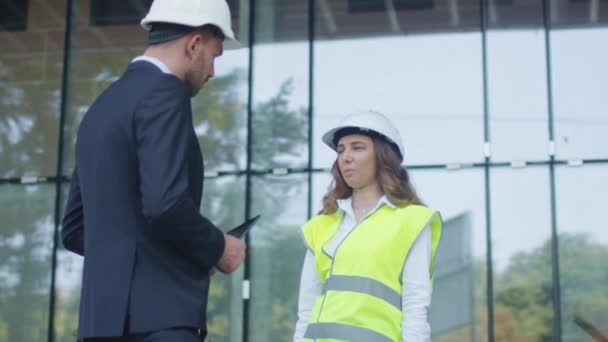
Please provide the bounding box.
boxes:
[293,196,432,342]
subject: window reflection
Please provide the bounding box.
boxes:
[409,168,488,341]
[552,28,608,160]
[249,174,308,342]
[0,0,66,177]
[313,33,484,166]
[0,184,55,341]
[556,165,608,341]
[490,166,555,341]
[202,176,246,342]
[487,30,549,161]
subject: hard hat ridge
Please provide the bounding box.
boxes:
[141,0,240,49]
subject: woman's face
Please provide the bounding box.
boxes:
[336,134,378,190]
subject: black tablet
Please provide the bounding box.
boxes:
[227,214,260,239]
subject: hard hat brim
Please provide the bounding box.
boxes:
[222,36,241,50]
[322,125,404,161]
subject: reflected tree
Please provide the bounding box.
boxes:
[434,233,608,342]
[0,186,55,342]
[0,57,63,178]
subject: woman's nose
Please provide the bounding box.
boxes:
[340,150,352,163]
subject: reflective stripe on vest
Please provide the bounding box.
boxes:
[304,322,393,342]
[322,275,401,311]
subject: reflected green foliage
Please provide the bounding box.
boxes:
[491,233,608,342]
[250,227,305,342]
[197,76,308,341]
[558,233,608,342]
[250,80,308,169]
[0,186,55,341]
[436,233,608,342]
[0,56,63,177]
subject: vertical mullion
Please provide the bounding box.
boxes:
[48,0,77,341]
[542,0,562,340]
[307,0,315,220]
[479,0,494,341]
[243,0,256,340]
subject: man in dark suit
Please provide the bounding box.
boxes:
[61,1,246,341]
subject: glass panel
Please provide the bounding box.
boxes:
[487,0,543,28]
[311,172,331,215]
[0,184,55,341]
[556,164,608,341]
[0,0,67,177]
[55,184,82,342]
[249,174,308,341]
[551,27,608,160]
[55,247,83,342]
[250,0,310,169]
[202,176,246,342]
[490,166,555,341]
[63,0,250,173]
[487,29,549,161]
[552,0,608,27]
[409,168,488,341]
[313,31,484,166]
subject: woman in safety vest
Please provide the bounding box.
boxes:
[293,110,442,342]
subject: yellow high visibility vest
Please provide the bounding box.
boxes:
[301,204,442,342]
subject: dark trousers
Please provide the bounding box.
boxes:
[83,327,205,342]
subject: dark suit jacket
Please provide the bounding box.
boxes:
[61,61,225,338]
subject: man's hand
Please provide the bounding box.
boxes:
[216,233,246,273]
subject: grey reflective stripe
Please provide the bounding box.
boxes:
[321,275,401,310]
[304,322,393,342]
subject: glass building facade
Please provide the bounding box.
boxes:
[1,0,607,341]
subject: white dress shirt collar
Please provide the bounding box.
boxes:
[131,55,172,74]
[337,195,396,220]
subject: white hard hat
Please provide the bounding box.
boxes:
[322,110,405,161]
[141,0,240,50]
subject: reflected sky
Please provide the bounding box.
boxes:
[214,26,608,273]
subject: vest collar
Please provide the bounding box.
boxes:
[337,195,396,220]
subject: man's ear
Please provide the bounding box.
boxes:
[185,32,203,59]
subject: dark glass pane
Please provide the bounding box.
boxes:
[0,0,28,31]
[89,0,152,26]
